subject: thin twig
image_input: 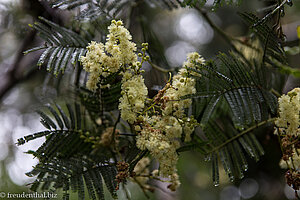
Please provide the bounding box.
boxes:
[271,88,281,98]
[148,61,175,73]
[112,112,122,158]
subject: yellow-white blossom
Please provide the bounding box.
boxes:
[136,126,179,176]
[163,72,196,117]
[275,88,300,135]
[279,151,300,169]
[151,169,159,177]
[80,20,137,91]
[135,52,204,182]
[132,157,151,186]
[183,52,205,68]
[154,116,182,139]
[183,117,197,142]
[118,74,148,124]
[162,52,204,117]
[106,20,137,65]
[168,173,181,191]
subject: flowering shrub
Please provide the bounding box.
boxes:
[81,20,203,191]
[16,1,300,200]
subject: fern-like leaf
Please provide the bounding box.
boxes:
[187,53,277,130]
[24,17,89,75]
[239,12,287,67]
[26,155,117,200]
[77,83,121,123]
[203,119,272,184]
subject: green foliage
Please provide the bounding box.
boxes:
[77,83,121,123]
[17,103,118,200]
[180,12,289,182]
[18,103,89,158]
[240,12,287,67]
[238,12,300,79]
[16,0,294,199]
[182,51,278,183]
[187,52,277,129]
[203,120,270,185]
[271,58,300,78]
[24,17,89,75]
[17,101,142,200]
[25,155,118,200]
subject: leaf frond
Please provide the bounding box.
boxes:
[187,53,277,130]
[25,17,89,75]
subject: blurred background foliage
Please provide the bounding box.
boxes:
[0,0,300,199]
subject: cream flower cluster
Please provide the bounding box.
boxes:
[135,116,196,179]
[163,52,204,117]
[136,124,180,176]
[132,157,151,188]
[118,73,148,124]
[135,116,196,190]
[275,88,300,135]
[280,152,300,169]
[168,173,181,191]
[81,20,203,192]
[183,52,205,73]
[135,53,203,191]
[80,20,137,90]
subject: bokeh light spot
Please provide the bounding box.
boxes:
[220,185,240,200]
[175,11,214,45]
[239,178,259,199]
[165,41,196,67]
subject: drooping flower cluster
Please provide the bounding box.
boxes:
[81,19,203,192]
[131,157,151,189]
[118,73,148,124]
[136,124,180,176]
[275,88,300,136]
[163,52,204,117]
[275,88,300,190]
[168,173,181,191]
[80,20,137,90]
[183,52,205,71]
[280,152,300,169]
[135,53,203,188]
